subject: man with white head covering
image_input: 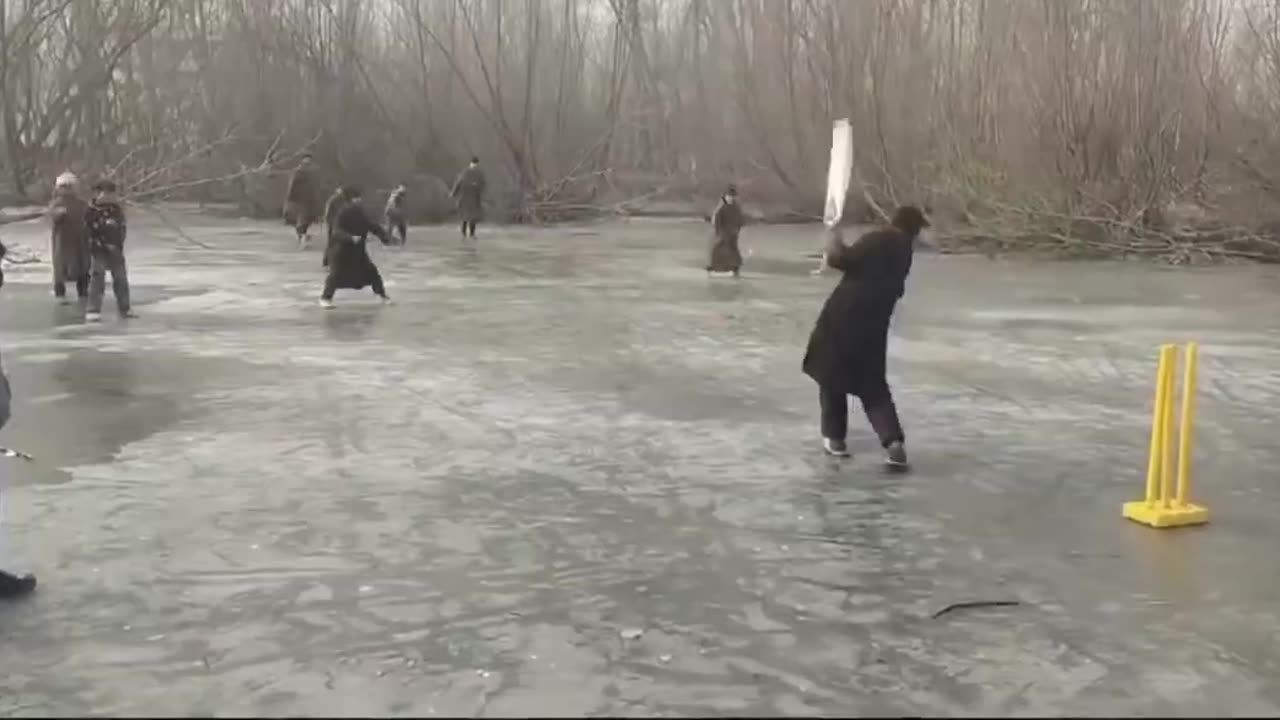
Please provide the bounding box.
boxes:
[48,171,92,305]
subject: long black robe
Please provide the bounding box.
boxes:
[707,198,745,272]
[324,201,390,290]
[802,225,914,395]
[451,166,486,222]
[322,188,347,251]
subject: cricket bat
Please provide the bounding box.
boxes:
[824,118,853,228]
[813,118,853,275]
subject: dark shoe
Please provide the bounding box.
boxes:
[0,570,36,599]
[823,438,850,458]
[885,441,909,471]
[120,310,138,319]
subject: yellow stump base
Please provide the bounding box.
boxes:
[1123,500,1209,529]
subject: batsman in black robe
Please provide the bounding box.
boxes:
[802,206,927,467]
[320,190,392,305]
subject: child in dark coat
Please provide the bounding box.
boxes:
[84,179,134,321]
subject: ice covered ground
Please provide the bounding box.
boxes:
[0,207,1278,716]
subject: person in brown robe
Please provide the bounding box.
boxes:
[451,157,486,239]
[48,172,92,304]
[706,185,745,277]
[283,154,321,249]
[802,206,927,469]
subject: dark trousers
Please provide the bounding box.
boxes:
[87,250,129,314]
[387,219,407,245]
[321,266,386,301]
[54,274,89,299]
[819,381,905,448]
[460,220,477,237]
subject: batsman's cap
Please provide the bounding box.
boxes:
[726,184,738,195]
[55,172,78,188]
[891,205,930,231]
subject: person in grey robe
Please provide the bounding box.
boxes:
[451,157,486,239]
[48,172,92,304]
[384,184,408,245]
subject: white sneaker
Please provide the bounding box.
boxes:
[85,312,102,322]
[884,441,910,471]
[318,298,335,309]
[823,438,850,458]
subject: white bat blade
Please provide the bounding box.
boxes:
[824,118,853,228]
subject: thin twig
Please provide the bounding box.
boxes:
[931,600,1022,619]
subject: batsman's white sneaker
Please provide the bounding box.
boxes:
[884,441,910,471]
[318,298,335,309]
[823,438,850,458]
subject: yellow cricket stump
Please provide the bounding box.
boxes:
[1123,342,1210,528]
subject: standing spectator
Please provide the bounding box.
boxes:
[283,154,321,249]
[85,179,135,321]
[450,157,486,240]
[48,172,92,304]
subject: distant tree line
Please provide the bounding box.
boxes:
[2,0,1280,259]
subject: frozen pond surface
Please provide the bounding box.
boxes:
[0,208,1279,716]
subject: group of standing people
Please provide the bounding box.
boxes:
[282,154,488,307]
[47,173,134,320]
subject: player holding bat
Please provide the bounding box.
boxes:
[801,120,926,468]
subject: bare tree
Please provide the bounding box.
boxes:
[0,0,1278,260]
